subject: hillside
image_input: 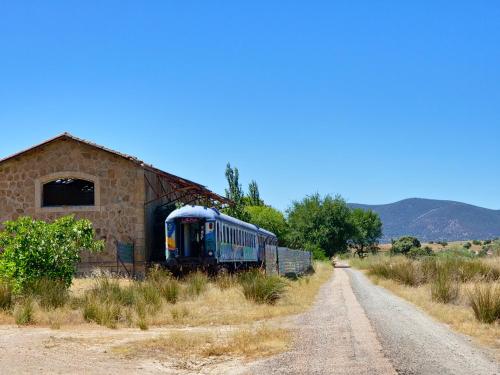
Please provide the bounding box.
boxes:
[349,198,500,243]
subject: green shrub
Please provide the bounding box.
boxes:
[14,297,35,325]
[0,282,12,310]
[437,246,475,259]
[239,270,287,304]
[391,236,421,255]
[472,240,482,246]
[0,216,104,292]
[430,266,459,303]
[184,271,208,297]
[407,246,433,259]
[468,284,500,324]
[304,243,328,261]
[483,239,492,245]
[463,242,472,249]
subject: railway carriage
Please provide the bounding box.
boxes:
[165,205,277,271]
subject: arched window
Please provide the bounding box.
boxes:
[42,178,95,207]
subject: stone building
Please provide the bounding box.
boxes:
[0,133,228,275]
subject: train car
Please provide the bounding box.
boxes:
[165,205,278,271]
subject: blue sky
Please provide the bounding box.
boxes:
[0,1,499,211]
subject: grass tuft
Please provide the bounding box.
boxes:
[239,270,287,304]
[0,282,12,310]
[14,297,35,325]
[184,271,208,297]
[467,283,500,324]
[430,265,459,303]
[28,278,69,310]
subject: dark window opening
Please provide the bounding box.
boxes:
[42,178,95,207]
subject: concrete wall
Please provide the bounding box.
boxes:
[277,247,312,276]
[0,138,146,274]
[265,244,278,275]
[265,245,312,276]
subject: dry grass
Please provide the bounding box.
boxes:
[113,325,291,362]
[0,261,332,329]
[371,277,500,355]
[149,261,332,326]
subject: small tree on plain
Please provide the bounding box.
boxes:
[390,236,421,255]
[348,209,383,258]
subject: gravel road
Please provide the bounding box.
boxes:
[246,268,396,375]
[348,268,499,375]
[246,267,499,375]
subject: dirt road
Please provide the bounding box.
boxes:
[0,268,498,374]
[247,267,499,375]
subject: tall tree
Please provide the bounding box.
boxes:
[348,209,383,257]
[245,205,288,245]
[247,180,262,206]
[223,163,249,221]
[286,193,355,257]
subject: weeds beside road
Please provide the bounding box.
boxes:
[0,262,331,329]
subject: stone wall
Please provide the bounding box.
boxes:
[0,138,146,274]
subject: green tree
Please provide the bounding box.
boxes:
[390,236,421,255]
[0,216,104,293]
[247,180,263,206]
[245,205,288,245]
[223,163,250,221]
[287,194,354,257]
[349,209,383,257]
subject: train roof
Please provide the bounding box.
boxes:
[166,205,277,238]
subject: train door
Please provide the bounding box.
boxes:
[178,218,204,257]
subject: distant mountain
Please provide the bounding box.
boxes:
[349,198,500,243]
